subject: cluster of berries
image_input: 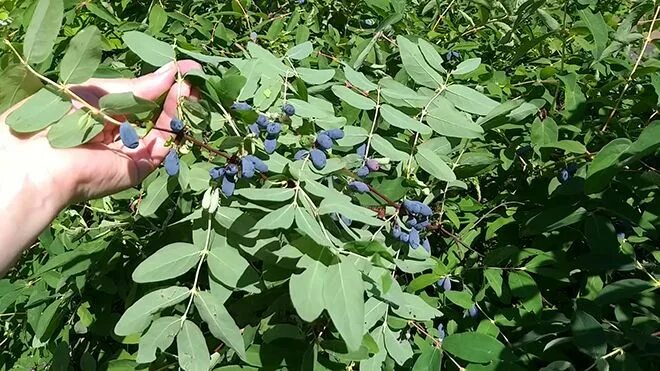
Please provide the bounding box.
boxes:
[355,143,380,177]
[119,119,186,177]
[557,163,578,183]
[209,155,268,197]
[294,128,344,170]
[445,50,461,62]
[392,200,433,252]
[233,102,287,155]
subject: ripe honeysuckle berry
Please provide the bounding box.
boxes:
[247,155,268,173]
[163,149,180,176]
[392,224,401,239]
[249,32,257,42]
[409,228,420,249]
[340,214,352,226]
[558,169,570,183]
[119,122,139,149]
[366,159,380,171]
[316,133,333,151]
[566,163,578,175]
[241,157,255,178]
[294,149,309,161]
[326,128,344,140]
[398,232,410,243]
[256,114,269,128]
[422,238,430,252]
[221,175,236,197]
[282,103,295,116]
[170,118,184,133]
[348,181,369,193]
[468,304,478,318]
[225,163,239,176]
[356,166,370,177]
[403,200,422,214]
[231,102,252,111]
[415,220,430,230]
[248,123,260,136]
[446,50,461,61]
[437,277,451,291]
[266,122,281,136]
[310,149,327,169]
[406,218,417,228]
[418,203,433,217]
[437,324,446,340]
[209,167,225,181]
[356,143,367,158]
[264,138,277,154]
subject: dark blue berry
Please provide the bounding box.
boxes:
[316,133,333,151]
[264,138,277,154]
[398,232,410,243]
[437,277,451,291]
[415,220,430,230]
[247,155,268,173]
[210,167,225,181]
[326,128,344,140]
[392,224,401,239]
[356,143,367,158]
[356,166,370,177]
[170,118,184,133]
[566,163,578,175]
[221,175,236,197]
[558,169,570,183]
[445,50,461,61]
[256,114,269,128]
[422,238,430,252]
[406,218,418,228]
[241,157,255,178]
[231,102,252,111]
[418,203,433,217]
[366,159,379,171]
[409,228,420,249]
[266,122,281,136]
[249,123,260,135]
[225,163,239,176]
[282,103,295,116]
[309,149,326,169]
[119,122,139,149]
[348,181,369,193]
[294,149,309,161]
[468,304,478,318]
[163,149,179,176]
[403,200,422,214]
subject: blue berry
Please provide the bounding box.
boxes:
[209,167,225,181]
[468,304,478,318]
[356,166,370,177]
[225,163,239,176]
[241,157,255,178]
[340,214,352,226]
[422,238,430,252]
[418,203,433,217]
[356,143,367,158]
[221,175,236,197]
[348,181,369,193]
[316,133,333,151]
[256,114,269,128]
[294,149,309,161]
[170,118,184,133]
[398,232,410,243]
[297,0,306,4]
[446,50,461,61]
[266,122,281,136]
[415,220,430,230]
[437,277,451,291]
[231,102,252,111]
[119,122,139,149]
[558,169,570,183]
[282,103,295,116]
[409,228,420,249]
[392,224,401,239]
[437,324,446,340]
[249,32,257,42]
[566,163,578,175]
[617,232,625,242]
[366,159,379,171]
[326,128,344,140]
[249,123,260,135]
[364,19,375,26]
[247,155,268,173]
[309,149,326,169]
[403,200,422,214]
[264,138,277,154]
[406,218,417,228]
[163,149,179,176]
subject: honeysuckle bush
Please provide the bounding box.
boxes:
[1,0,660,370]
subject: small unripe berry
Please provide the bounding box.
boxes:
[266,122,281,136]
[119,122,139,149]
[282,103,296,116]
[310,149,326,169]
[221,175,236,197]
[209,167,225,181]
[170,118,184,133]
[366,159,380,171]
[348,181,369,193]
[231,102,252,111]
[241,157,255,178]
[316,133,333,151]
[264,138,277,154]
[356,166,370,177]
[294,149,309,161]
[163,149,179,176]
[325,128,344,140]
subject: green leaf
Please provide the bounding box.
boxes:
[139,174,177,216]
[323,260,365,352]
[571,311,606,357]
[383,327,413,366]
[412,347,441,371]
[36,298,63,340]
[207,231,259,290]
[452,58,481,75]
[380,104,432,135]
[627,120,660,158]
[442,332,507,363]
[578,9,609,59]
[331,85,376,110]
[99,92,158,115]
[484,269,504,297]
[295,208,334,247]
[594,279,654,306]
[6,88,71,133]
[426,97,484,138]
[415,147,456,182]
[148,4,168,34]
[297,68,335,85]
[380,77,427,108]
[136,316,180,364]
[544,140,587,154]
[531,117,559,148]
[177,320,210,371]
[396,36,443,88]
[417,39,447,74]
[114,286,190,336]
[252,204,296,230]
[585,138,631,194]
[445,290,474,309]
[235,187,295,202]
[370,134,408,162]
[195,291,247,360]
[508,271,542,314]
[132,243,203,283]
[0,64,43,113]
[318,199,383,226]
[444,85,498,116]
[85,2,119,25]
[344,65,378,92]
[123,31,175,66]
[557,73,586,122]
[286,41,313,60]
[290,259,328,322]
[47,111,104,149]
[524,205,587,235]
[391,293,441,320]
[23,0,64,64]
[60,26,102,83]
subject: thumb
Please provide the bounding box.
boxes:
[129,60,203,101]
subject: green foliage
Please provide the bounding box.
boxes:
[1,0,660,370]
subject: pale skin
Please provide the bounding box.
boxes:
[0,60,202,276]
